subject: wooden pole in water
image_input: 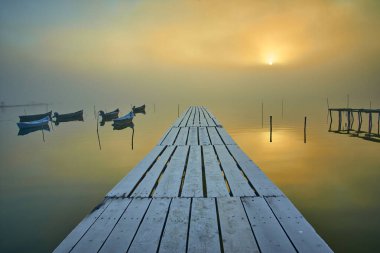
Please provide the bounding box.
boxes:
[368,112,372,136]
[304,116,307,143]
[347,109,351,133]
[261,101,264,128]
[269,116,272,142]
[131,127,134,150]
[329,109,332,131]
[338,111,342,131]
[357,111,362,134]
[378,112,379,136]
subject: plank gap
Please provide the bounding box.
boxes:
[149,146,178,197]
[179,146,191,197]
[214,198,225,253]
[126,146,168,198]
[155,199,173,253]
[212,145,233,197]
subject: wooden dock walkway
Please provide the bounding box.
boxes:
[54,106,333,253]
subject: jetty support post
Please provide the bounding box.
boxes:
[357,111,362,134]
[338,110,342,131]
[347,109,351,133]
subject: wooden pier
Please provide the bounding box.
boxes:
[328,108,380,140]
[54,106,332,253]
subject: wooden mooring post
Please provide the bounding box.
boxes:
[304,116,307,143]
[269,115,272,142]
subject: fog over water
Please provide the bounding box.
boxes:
[1,0,379,107]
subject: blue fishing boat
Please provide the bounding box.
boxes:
[113,111,134,125]
[17,116,50,129]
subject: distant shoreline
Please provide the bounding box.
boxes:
[0,103,50,108]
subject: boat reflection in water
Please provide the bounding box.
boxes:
[53,110,84,126]
[113,121,135,150]
[18,124,50,136]
[18,124,50,142]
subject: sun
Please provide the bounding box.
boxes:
[267,55,275,65]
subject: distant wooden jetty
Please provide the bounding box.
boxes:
[54,106,332,253]
[328,108,380,138]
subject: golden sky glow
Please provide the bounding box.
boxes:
[0,0,380,104]
[5,0,378,70]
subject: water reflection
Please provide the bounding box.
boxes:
[18,125,50,136]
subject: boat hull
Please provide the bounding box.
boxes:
[17,116,50,129]
[19,111,52,122]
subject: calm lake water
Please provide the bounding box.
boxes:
[0,102,379,253]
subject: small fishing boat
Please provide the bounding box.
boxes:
[18,125,50,136]
[19,111,52,122]
[132,104,146,114]
[53,110,84,122]
[113,111,134,125]
[99,108,119,121]
[17,116,50,129]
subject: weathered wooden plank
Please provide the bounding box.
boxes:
[173,107,191,127]
[107,146,165,197]
[98,198,151,253]
[242,197,296,253]
[199,126,211,145]
[159,198,191,253]
[193,106,200,127]
[199,107,208,126]
[174,127,189,145]
[203,145,230,197]
[186,106,196,127]
[216,127,236,145]
[128,198,171,253]
[266,196,333,253]
[188,198,221,253]
[181,146,203,197]
[207,127,224,145]
[154,146,189,197]
[131,146,176,197]
[161,127,180,146]
[53,199,112,253]
[226,145,284,196]
[187,127,198,145]
[180,106,194,127]
[71,198,132,253]
[214,145,256,197]
[217,197,260,253]
[201,106,216,127]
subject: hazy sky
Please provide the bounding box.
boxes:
[1,0,379,107]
